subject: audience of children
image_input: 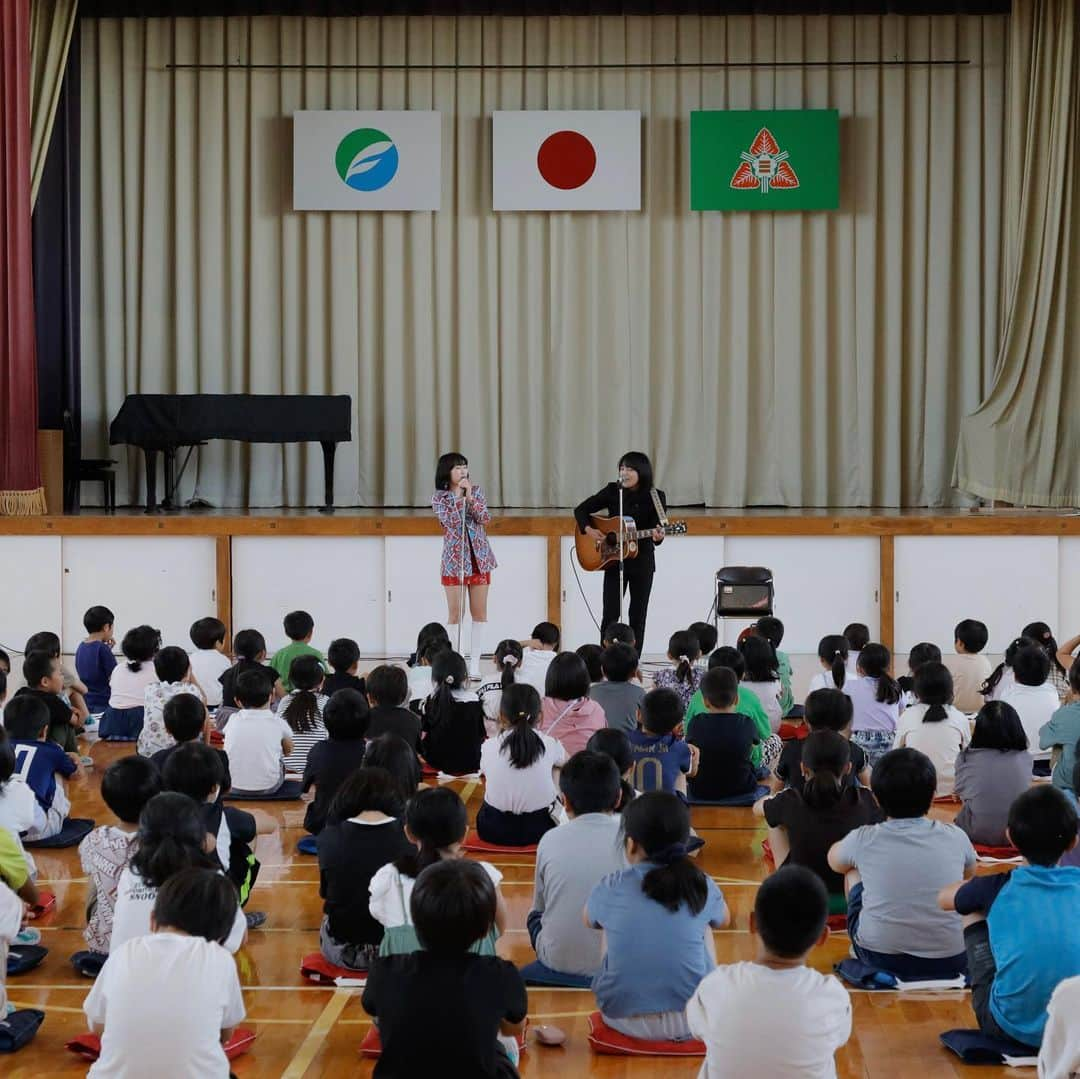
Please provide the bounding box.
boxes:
[892,662,971,796]
[653,630,703,712]
[270,610,325,692]
[302,689,370,834]
[222,670,294,797]
[738,634,783,733]
[527,750,627,980]
[477,684,565,846]
[953,701,1033,846]
[15,650,79,752]
[809,635,849,693]
[538,652,606,756]
[366,664,422,751]
[187,617,231,709]
[75,606,117,717]
[421,651,486,775]
[477,639,524,733]
[687,866,852,1077]
[939,786,1080,1050]
[1040,657,1080,791]
[517,621,560,695]
[369,786,507,955]
[685,668,761,803]
[589,643,646,733]
[322,637,366,698]
[137,645,203,758]
[100,625,161,741]
[277,655,329,772]
[775,689,871,794]
[586,791,729,1040]
[828,748,976,979]
[1001,643,1059,763]
[945,619,993,713]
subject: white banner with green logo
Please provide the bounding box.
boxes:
[293,111,441,211]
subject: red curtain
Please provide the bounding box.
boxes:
[0,0,44,515]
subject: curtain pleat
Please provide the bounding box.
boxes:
[80,14,1005,509]
[29,0,78,208]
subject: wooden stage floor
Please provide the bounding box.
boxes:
[10,739,1014,1079]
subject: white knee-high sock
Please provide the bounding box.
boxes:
[468,621,486,679]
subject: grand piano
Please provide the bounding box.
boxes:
[109,394,352,512]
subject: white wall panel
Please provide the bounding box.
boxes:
[0,537,62,663]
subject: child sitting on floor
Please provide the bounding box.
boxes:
[827,747,976,980]
[0,729,45,877]
[587,791,729,1041]
[808,635,850,693]
[421,651,486,776]
[687,865,852,1076]
[774,689,871,795]
[477,684,565,847]
[4,695,80,842]
[101,624,160,741]
[366,665,421,752]
[753,617,795,717]
[518,621,560,696]
[738,635,783,734]
[954,701,1032,846]
[602,622,636,652]
[844,622,870,676]
[980,636,1025,704]
[83,868,246,1079]
[79,756,162,963]
[270,610,325,692]
[587,728,638,813]
[218,629,282,715]
[223,669,294,798]
[892,662,971,796]
[846,643,903,770]
[317,767,411,971]
[539,652,607,757]
[363,734,422,803]
[628,688,698,797]
[322,637,366,698]
[576,643,604,685]
[406,624,450,707]
[653,630,703,713]
[25,629,89,725]
[362,859,528,1078]
[138,645,204,758]
[0,874,23,1018]
[111,792,246,954]
[589,644,646,734]
[755,731,880,911]
[188,617,231,710]
[14,650,79,752]
[946,619,993,714]
[369,786,508,956]
[150,693,224,781]
[1002,643,1059,767]
[689,622,719,664]
[1040,656,1080,792]
[476,639,523,736]
[279,655,329,773]
[76,605,117,718]
[685,647,772,767]
[302,689,370,835]
[939,786,1080,1050]
[1040,974,1080,1078]
[527,750,627,982]
[685,668,763,803]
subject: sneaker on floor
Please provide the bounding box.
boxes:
[79,755,95,767]
[245,911,267,930]
[15,927,41,946]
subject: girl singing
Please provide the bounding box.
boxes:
[432,453,497,680]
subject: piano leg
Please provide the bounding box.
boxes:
[162,448,178,510]
[320,440,336,513]
[144,449,159,514]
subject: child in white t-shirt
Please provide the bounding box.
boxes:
[84,867,246,1079]
[223,669,293,796]
[477,684,565,847]
[0,875,23,1017]
[188,617,232,709]
[1001,644,1059,764]
[101,624,161,742]
[517,622,560,696]
[1040,974,1080,1079]
[687,865,851,1078]
[892,663,971,797]
[137,646,204,758]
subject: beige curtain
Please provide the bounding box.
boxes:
[80,14,1005,509]
[29,0,77,207]
[953,0,1080,507]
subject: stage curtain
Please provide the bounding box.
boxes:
[953,0,1080,507]
[30,0,78,208]
[80,14,1005,509]
[0,0,46,516]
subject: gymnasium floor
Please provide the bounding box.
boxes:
[10,739,1015,1079]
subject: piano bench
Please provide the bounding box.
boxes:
[71,461,117,512]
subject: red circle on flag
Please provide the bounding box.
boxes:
[536,131,597,190]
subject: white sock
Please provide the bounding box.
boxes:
[446,621,462,654]
[469,621,486,679]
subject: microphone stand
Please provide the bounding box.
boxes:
[457,483,468,656]
[617,477,627,626]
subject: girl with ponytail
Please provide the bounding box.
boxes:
[809,635,849,693]
[653,630,703,711]
[1022,621,1070,702]
[280,654,329,773]
[112,792,246,954]
[586,791,728,1041]
[420,650,486,777]
[847,642,902,770]
[893,662,971,796]
[755,731,880,910]
[476,638,523,736]
[738,635,782,734]
[476,684,566,846]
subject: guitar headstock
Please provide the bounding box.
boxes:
[666,521,688,536]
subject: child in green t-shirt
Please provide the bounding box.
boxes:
[270,611,326,692]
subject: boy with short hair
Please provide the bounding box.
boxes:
[775,688,871,795]
[271,611,325,692]
[76,606,117,716]
[323,637,366,697]
[686,667,762,803]
[150,693,227,786]
[945,618,993,714]
[626,688,698,796]
[689,621,719,659]
[828,748,976,979]
[527,750,627,982]
[4,695,80,841]
[518,622,560,696]
[26,629,90,725]
[83,868,247,1079]
[939,786,1080,1049]
[14,651,79,752]
[223,669,294,796]
[687,865,851,1077]
[362,859,528,1077]
[685,647,771,756]
[79,756,162,960]
[137,646,202,758]
[302,689,370,834]
[188,617,231,708]
[365,665,421,751]
[590,644,646,733]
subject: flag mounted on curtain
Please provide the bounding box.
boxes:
[492,111,641,211]
[690,110,840,211]
[293,111,441,211]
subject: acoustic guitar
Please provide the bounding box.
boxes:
[574,513,688,572]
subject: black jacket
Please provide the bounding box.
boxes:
[574,482,668,571]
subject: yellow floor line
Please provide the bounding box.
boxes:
[459,778,480,803]
[280,987,355,1078]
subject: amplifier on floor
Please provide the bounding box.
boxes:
[715,567,774,618]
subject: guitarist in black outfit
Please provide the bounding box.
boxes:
[574,451,667,652]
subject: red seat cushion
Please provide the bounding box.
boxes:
[974,843,1022,859]
[777,722,807,742]
[208,729,224,747]
[462,831,538,856]
[420,761,439,777]
[586,1012,705,1056]
[359,1027,383,1058]
[223,1027,257,1059]
[67,1028,255,1062]
[29,890,56,918]
[300,952,368,986]
[826,914,848,932]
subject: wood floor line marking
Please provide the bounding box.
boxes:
[280,987,355,1078]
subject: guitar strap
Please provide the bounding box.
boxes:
[650,488,669,529]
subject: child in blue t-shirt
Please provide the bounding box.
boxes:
[75,605,117,716]
[3,696,79,841]
[939,786,1080,1049]
[626,689,698,798]
[586,791,728,1041]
